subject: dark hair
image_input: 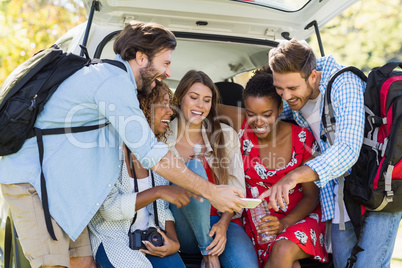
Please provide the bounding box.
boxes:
[269,39,316,80]
[137,80,173,142]
[114,21,176,61]
[243,66,282,109]
[174,70,229,185]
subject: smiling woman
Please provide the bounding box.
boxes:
[166,70,259,268]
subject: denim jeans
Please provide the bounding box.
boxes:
[332,211,402,268]
[146,252,186,268]
[95,243,186,268]
[171,159,259,268]
[331,221,356,268]
[354,211,402,268]
[170,158,214,255]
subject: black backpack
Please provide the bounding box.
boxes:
[321,62,402,266]
[0,44,126,240]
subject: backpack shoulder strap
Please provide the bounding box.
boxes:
[321,66,368,145]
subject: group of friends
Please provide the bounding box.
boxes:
[0,21,401,268]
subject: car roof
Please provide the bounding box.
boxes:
[60,0,360,88]
[82,0,360,41]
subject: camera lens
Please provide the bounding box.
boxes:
[148,232,164,247]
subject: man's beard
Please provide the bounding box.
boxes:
[138,62,160,95]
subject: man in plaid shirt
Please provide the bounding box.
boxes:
[261,39,402,267]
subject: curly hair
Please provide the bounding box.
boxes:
[137,80,173,142]
[243,66,282,109]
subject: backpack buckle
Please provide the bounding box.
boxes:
[386,191,394,202]
[381,138,388,157]
[369,115,386,126]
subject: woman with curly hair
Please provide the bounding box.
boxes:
[88,81,197,268]
[166,70,258,268]
[217,67,327,268]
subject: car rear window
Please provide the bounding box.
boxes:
[232,0,310,12]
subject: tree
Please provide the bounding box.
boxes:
[0,0,86,83]
[308,0,402,72]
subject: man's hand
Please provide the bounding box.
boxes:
[208,185,246,213]
[259,165,318,211]
[259,172,297,212]
[158,185,201,208]
[139,229,180,258]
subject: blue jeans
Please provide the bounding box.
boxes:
[331,221,356,268]
[95,243,186,268]
[332,211,402,268]
[171,159,259,268]
[147,253,186,268]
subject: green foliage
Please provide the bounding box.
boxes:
[0,0,86,84]
[308,0,402,72]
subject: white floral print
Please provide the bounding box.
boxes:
[254,162,268,179]
[243,139,253,154]
[276,151,298,171]
[266,170,277,177]
[295,231,308,244]
[310,229,317,246]
[245,174,251,180]
[319,233,324,247]
[279,198,288,213]
[289,189,294,194]
[276,236,288,242]
[311,141,319,155]
[309,213,320,223]
[295,219,306,225]
[238,128,245,139]
[298,130,306,143]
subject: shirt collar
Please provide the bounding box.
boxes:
[317,55,343,95]
[114,54,137,90]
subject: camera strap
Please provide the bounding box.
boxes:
[126,146,161,235]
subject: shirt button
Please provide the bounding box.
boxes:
[96,203,100,206]
[119,146,122,150]
[108,184,112,187]
[118,165,121,168]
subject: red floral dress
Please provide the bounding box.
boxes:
[239,119,327,267]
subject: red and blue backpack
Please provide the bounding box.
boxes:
[321,62,402,266]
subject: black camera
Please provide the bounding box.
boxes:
[129,227,165,250]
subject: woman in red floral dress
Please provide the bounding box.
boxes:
[218,67,327,268]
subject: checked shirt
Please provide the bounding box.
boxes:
[280,55,366,221]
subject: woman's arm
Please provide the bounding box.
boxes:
[206,212,233,256]
[136,185,195,210]
[217,104,246,132]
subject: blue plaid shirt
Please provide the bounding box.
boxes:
[280,55,366,221]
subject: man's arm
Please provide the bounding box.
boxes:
[306,73,365,188]
[151,151,246,213]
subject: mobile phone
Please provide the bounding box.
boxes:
[240,198,262,208]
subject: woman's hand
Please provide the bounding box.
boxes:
[257,215,284,236]
[158,185,202,208]
[139,228,180,258]
[205,213,231,256]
